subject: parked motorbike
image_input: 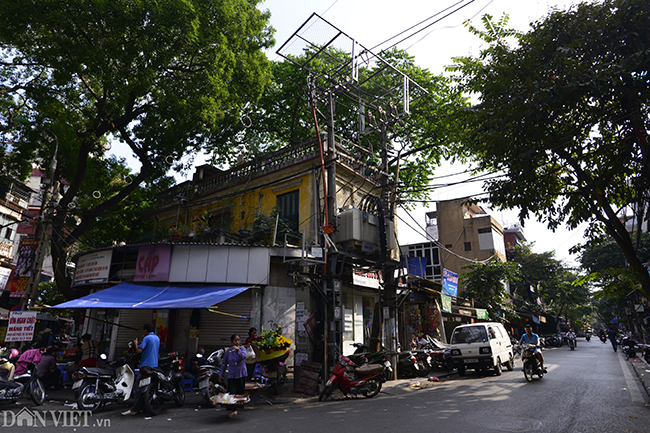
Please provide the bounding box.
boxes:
[197,349,226,408]
[520,344,544,382]
[73,353,136,412]
[348,343,393,381]
[0,355,46,405]
[419,336,453,371]
[621,336,637,359]
[543,334,562,348]
[137,352,185,415]
[319,354,385,401]
[638,343,650,364]
[397,350,430,378]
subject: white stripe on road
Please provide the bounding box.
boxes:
[617,351,645,403]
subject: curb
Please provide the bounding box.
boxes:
[627,354,650,401]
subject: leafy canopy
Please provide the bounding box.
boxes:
[449,1,650,300]
[0,0,274,299]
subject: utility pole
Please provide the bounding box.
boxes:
[21,130,58,310]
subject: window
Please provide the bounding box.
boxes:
[276,190,299,231]
[4,228,12,240]
[464,242,472,251]
[478,228,491,234]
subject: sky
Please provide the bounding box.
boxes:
[260,0,588,267]
[112,0,589,267]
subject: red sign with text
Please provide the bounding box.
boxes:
[134,244,172,282]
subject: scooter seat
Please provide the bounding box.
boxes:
[84,367,115,376]
[354,364,383,376]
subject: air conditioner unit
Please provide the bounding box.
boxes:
[332,207,395,254]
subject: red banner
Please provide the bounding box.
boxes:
[9,238,39,298]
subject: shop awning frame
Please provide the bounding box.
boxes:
[50,283,251,309]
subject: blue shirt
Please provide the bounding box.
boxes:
[520,332,540,352]
[139,332,160,368]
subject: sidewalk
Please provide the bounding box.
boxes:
[627,354,650,401]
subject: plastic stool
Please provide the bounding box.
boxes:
[182,379,193,391]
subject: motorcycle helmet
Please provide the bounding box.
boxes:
[10,348,19,358]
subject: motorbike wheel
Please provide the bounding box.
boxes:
[30,378,46,406]
[142,384,164,416]
[505,354,515,371]
[173,385,185,407]
[523,362,533,382]
[318,383,335,402]
[413,358,430,377]
[494,357,503,376]
[77,382,103,412]
[363,379,382,398]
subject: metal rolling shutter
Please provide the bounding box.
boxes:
[199,290,252,350]
[115,309,154,354]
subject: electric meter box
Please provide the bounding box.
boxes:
[332,207,395,254]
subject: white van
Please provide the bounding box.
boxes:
[449,322,514,376]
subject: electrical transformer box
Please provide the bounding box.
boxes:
[332,207,395,254]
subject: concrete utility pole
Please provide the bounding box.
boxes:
[21,130,58,310]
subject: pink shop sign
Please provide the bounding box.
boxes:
[134,244,172,282]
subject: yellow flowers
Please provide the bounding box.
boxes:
[254,327,292,350]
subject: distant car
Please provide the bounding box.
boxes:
[449,322,515,376]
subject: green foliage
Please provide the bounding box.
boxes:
[449,1,650,300]
[251,207,300,246]
[0,0,274,299]
[36,281,67,307]
[208,48,469,208]
[252,327,292,350]
[460,256,520,321]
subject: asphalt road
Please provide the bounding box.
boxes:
[3,338,650,432]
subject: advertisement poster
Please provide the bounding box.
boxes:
[442,268,459,298]
[72,250,113,287]
[9,238,39,298]
[134,244,172,282]
[5,311,37,342]
[0,266,11,292]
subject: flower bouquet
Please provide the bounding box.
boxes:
[252,327,291,363]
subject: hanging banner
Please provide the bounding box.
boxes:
[0,266,12,292]
[5,311,37,342]
[440,294,452,313]
[475,309,488,320]
[9,238,39,298]
[72,250,113,286]
[442,269,458,297]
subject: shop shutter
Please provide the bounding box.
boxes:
[115,309,154,354]
[198,290,252,350]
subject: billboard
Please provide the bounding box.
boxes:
[72,250,113,286]
[9,238,39,298]
[442,268,458,297]
[134,244,172,282]
[5,311,37,342]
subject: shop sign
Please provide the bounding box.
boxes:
[5,311,37,342]
[134,244,172,282]
[475,309,488,320]
[353,269,381,289]
[440,294,452,313]
[73,250,113,286]
[0,266,12,292]
[442,269,458,297]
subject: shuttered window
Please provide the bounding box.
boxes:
[277,190,299,231]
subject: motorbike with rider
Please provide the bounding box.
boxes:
[519,324,547,374]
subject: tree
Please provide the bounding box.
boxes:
[459,256,520,322]
[449,1,650,300]
[0,0,274,299]
[209,48,468,207]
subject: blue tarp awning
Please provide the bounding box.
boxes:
[50,283,250,309]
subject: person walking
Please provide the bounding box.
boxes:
[122,323,160,416]
[607,328,618,352]
[219,334,248,418]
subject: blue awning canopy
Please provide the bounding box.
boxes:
[50,283,250,309]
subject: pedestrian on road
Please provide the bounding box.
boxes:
[122,323,160,416]
[219,334,247,418]
[607,328,618,352]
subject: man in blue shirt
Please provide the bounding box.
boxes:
[520,324,547,373]
[122,323,160,416]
